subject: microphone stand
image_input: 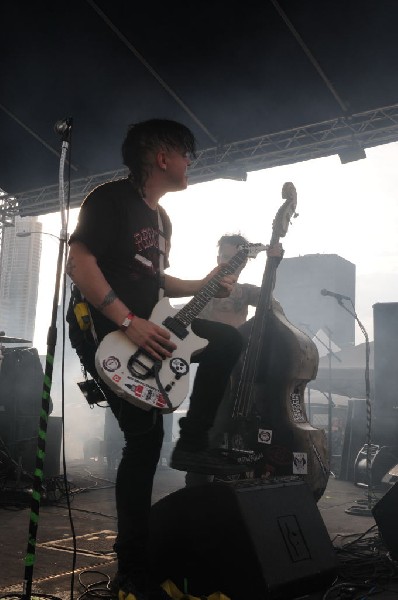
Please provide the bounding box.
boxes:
[21,119,72,600]
[326,297,374,516]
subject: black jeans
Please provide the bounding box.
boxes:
[77,318,243,574]
[177,319,244,449]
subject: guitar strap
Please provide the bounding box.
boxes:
[153,208,175,411]
[157,208,166,300]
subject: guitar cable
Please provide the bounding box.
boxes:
[152,360,173,412]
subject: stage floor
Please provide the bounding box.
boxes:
[0,461,397,600]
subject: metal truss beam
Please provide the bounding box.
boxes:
[2,103,398,223]
[0,193,18,227]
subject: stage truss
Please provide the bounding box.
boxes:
[1,102,398,225]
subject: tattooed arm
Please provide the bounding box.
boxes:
[67,241,175,359]
[66,241,127,321]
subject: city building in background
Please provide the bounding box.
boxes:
[274,254,356,349]
[0,216,42,342]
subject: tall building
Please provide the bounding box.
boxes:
[0,216,42,341]
[273,254,356,348]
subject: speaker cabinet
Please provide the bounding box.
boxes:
[149,478,337,600]
[0,347,44,417]
[373,302,398,414]
[0,346,61,477]
[372,482,398,559]
[0,346,46,449]
[1,415,62,478]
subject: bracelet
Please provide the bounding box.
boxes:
[119,312,135,331]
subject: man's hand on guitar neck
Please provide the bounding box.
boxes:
[204,265,238,299]
[266,242,284,258]
[124,316,177,361]
[214,244,283,295]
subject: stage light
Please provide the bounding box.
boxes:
[338,144,367,164]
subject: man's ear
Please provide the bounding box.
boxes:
[156,150,167,171]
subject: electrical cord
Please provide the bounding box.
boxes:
[323,526,398,599]
[76,570,113,600]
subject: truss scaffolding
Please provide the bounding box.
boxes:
[2,103,398,224]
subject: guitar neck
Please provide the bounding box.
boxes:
[175,248,249,327]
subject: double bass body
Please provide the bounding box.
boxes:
[240,301,330,501]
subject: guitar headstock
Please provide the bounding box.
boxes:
[218,242,266,277]
[244,243,267,259]
[271,182,297,241]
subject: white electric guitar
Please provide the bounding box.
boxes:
[95,243,266,412]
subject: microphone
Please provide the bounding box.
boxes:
[320,288,351,301]
[54,117,73,137]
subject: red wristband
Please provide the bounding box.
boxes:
[120,312,135,331]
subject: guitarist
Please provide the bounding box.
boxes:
[66,119,250,600]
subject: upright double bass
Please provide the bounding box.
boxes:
[227,183,329,501]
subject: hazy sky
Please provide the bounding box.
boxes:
[34,141,398,354]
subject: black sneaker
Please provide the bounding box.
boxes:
[110,572,171,600]
[170,446,256,475]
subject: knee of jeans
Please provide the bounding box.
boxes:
[221,327,244,359]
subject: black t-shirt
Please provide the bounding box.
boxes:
[69,178,172,340]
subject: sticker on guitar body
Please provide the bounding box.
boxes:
[107,364,167,409]
[100,350,191,409]
[124,381,166,409]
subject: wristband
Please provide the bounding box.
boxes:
[120,312,135,331]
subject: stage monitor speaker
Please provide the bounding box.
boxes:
[372,482,398,560]
[149,478,337,600]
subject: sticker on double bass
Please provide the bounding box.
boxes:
[293,452,308,474]
[258,428,272,444]
[290,393,306,422]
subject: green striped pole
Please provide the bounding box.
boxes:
[22,236,66,600]
[22,357,53,599]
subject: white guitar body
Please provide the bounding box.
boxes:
[95,297,208,412]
